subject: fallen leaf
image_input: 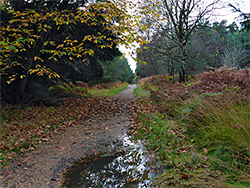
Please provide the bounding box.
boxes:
[8,170,14,174]
[182,174,189,179]
[127,177,139,182]
[58,146,65,150]
[201,164,209,168]
[154,146,160,152]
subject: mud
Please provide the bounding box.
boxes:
[0,85,137,188]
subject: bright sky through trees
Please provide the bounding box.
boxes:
[122,0,250,72]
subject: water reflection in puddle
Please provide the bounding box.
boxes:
[61,136,163,187]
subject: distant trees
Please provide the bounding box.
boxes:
[136,0,220,82]
[99,55,134,83]
[163,0,220,81]
[136,19,250,79]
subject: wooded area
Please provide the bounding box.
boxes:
[1,0,250,187]
[0,0,136,104]
[136,0,250,80]
[1,0,249,103]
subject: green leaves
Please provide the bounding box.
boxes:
[8,46,14,51]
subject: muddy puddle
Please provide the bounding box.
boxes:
[61,135,163,188]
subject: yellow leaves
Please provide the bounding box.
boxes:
[82,49,94,56]
[1,1,149,84]
[20,48,27,52]
[44,41,49,46]
[137,48,142,53]
[7,75,17,84]
[28,65,60,79]
[100,45,106,49]
[43,41,56,46]
[34,56,44,62]
[57,44,64,49]
[20,75,26,79]
[49,41,56,46]
[135,58,147,65]
[82,35,93,42]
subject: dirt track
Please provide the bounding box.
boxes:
[0,85,137,188]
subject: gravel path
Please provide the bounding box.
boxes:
[0,84,137,188]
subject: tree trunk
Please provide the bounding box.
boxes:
[179,45,188,83]
[17,50,35,103]
[179,63,186,82]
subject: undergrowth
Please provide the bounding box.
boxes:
[49,81,129,97]
[132,67,250,187]
[133,84,151,97]
[87,82,129,96]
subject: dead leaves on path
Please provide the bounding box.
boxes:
[0,96,134,166]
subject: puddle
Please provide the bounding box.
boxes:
[61,135,163,187]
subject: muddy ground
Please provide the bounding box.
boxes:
[0,85,137,188]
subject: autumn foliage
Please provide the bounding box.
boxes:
[0,0,143,103]
[141,67,250,106]
[0,81,128,167]
[133,67,250,186]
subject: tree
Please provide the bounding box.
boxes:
[100,55,134,83]
[229,3,250,32]
[0,0,145,103]
[136,31,182,79]
[137,0,220,82]
[222,44,248,68]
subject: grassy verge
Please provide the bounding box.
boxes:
[87,82,129,97]
[133,85,151,97]
[132,69,250,187]
[132,113,228,187]
[49,81,129,97]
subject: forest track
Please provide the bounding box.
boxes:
[0,85,137,188]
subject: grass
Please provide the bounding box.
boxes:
[133,84,151,97]
[132,111,250,187]
[133,87,151,97]
[182,95,250,182]
[50,82,129,97]
[87,82,129,97]
[185,95,250,153]
[132,72,250,187]
[131,113,228,187]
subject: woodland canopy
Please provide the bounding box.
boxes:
[0,0,136,103]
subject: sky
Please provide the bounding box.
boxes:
[120,0,250,72]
